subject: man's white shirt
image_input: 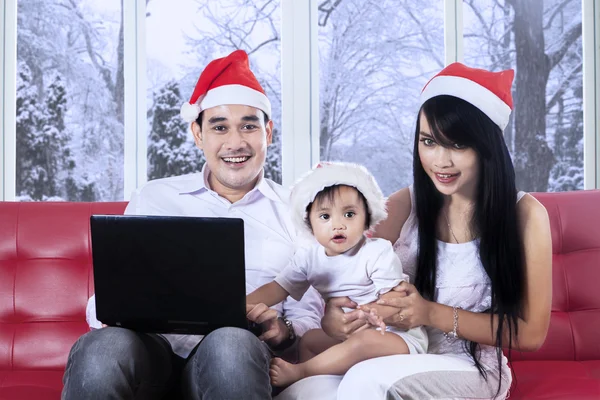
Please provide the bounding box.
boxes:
[86,165,324,358]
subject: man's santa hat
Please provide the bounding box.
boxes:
[180,50,271,123]
[290,162,387,236]
[420,62,514,130]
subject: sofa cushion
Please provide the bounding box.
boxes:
[509,360,600,399]
[0,370,63,400]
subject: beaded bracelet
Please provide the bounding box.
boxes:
[443,306,461,340]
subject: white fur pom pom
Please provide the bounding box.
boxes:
[180,102,201,123]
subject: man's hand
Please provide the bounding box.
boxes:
[246,303,288,346]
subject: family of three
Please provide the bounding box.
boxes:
[61,49,552,400]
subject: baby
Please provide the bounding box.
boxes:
[247,162,428,387]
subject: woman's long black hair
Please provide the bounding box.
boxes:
[413,95,525,392]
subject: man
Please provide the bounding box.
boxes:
[62,50,324,400]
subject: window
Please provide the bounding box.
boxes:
[145,0,282,183]
[2,0,597,202]
[317,0,445,195]
[16,0,124,201]
[463,0,583,192]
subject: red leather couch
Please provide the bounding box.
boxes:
[0,190,599,399]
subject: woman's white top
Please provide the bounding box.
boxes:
[394,186,526,371]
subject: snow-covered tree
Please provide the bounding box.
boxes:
[148,80,205,179]
[16,67,75,201]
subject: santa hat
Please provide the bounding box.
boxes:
[180,50,271,123]
[420,63,514,130]
[290,162,387,237]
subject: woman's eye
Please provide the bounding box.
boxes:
[319,214,330,220]
[453,143,466,149]
[420,138,435,146]
[344,211,355,218]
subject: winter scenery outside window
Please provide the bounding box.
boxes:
[146,0,282,183]
[463,0,582,192]
[16,0,124,201]
[318,0,445,195]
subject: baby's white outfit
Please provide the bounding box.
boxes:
[275,237,428,354]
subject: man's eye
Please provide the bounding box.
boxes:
[319,214,330,220]
[243,124,258,130]
[213,125,227,132]
[344,211,355,218]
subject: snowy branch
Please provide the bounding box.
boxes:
[543,0,577,30]
[546,62,582,111]
[318,0,344,27]
[547,20,581,69]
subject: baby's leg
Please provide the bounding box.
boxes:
[270,329,409,387]
[299,329,341,362]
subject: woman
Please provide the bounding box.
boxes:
[276,63,552,400]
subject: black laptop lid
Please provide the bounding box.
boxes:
[90,215,246,334]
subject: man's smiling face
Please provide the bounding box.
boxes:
[192,104,273,195]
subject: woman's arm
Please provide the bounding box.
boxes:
[381,195,553,351]
[372,187,412,243]
[247,281,289,307]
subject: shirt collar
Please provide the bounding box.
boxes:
[178,163,284,204]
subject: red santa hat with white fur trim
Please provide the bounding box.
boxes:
[290,162,387,237]
[420,63,514,130]
[180,49,271,123]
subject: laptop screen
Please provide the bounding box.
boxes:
[90,215,247,334]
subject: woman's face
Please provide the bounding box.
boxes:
[417,111,480,198]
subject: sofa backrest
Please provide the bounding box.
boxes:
[0,202,127,371]
[510,190,600,361]
[1,191,599,371]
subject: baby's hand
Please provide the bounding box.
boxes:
[365,308,386,334]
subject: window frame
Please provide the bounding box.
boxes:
[1,0,598,201]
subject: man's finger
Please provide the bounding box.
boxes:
[246,303,269,321]
[255,309,278,324]
[259,327,279,342]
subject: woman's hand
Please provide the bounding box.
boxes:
[377,281,433,330]
[321,297,369,341]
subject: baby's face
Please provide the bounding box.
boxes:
[308,186,367,256]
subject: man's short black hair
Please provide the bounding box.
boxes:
[195,109,270,129]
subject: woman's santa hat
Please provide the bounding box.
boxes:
[180,50,271,123]
[290,162,387,236]
[420,63,514,130]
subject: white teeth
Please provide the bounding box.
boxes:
[438,174,453,178]
[223,156,249,163]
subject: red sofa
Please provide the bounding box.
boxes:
[0,190,599,399]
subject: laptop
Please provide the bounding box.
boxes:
[90,214,254,335]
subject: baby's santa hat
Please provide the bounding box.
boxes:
[180,49,271,123]
[290,162,387,237]
[420,62,514,130]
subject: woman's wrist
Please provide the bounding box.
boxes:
[426,301,451,331]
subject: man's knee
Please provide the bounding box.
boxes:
[64,327,152,388]
[68,327,148,365]
[184,327,271,399]
[195,327,269,370]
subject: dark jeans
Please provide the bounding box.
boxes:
[61,327,272,400]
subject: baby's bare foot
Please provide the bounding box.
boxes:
[270,357,306,387]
